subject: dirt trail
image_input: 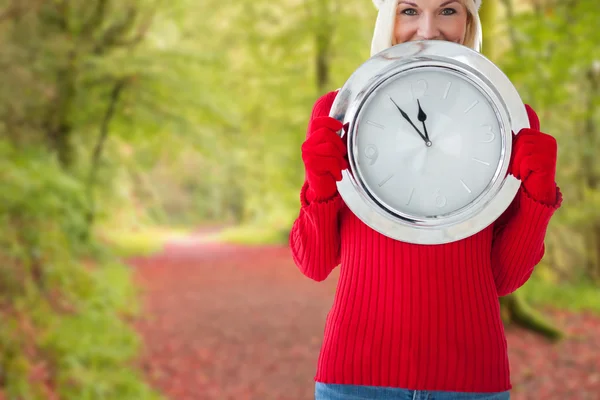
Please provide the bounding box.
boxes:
[131,237,600,400]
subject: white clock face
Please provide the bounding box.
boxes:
[354,68,504,218]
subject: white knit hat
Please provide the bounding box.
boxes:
[370,0,483,56]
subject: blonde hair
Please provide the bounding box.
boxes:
[371,0,482,56]
[461,0,482,51]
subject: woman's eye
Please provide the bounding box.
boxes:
[441,8,457,15]
[400,8,418,16]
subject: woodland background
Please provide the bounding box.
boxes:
[1,0,599,399]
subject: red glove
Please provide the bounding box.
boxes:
[301,116,348,202]
[510,105,558,205]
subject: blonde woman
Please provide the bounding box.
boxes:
[290,0,562,399]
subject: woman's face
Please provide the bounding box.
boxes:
[394,0,468,45]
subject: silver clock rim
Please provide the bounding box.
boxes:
[330,40,528,245]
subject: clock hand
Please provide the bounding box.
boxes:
[417,99,432,145]
[388,96,431,146]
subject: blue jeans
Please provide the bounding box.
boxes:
[315,383,510,400]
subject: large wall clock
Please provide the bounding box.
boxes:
[330,40,529,244]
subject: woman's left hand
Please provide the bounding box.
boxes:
[510,105,558,205]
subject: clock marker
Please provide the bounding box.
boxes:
[460,179,472,193]
[406,187,415,205]
[443,82,452,99]
[464,100,479,114]
[378,174,394,187]
[472,157,490,166]
[366,120,385,129]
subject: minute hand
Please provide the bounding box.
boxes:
[389,96,429,144]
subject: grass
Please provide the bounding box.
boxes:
[520,274,600,315]
[97,226,192,258]
[216,224,290,246]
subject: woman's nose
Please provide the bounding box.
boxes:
[417,15,441,40]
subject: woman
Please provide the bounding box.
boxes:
[290,0,562,399]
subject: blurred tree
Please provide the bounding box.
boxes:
[0,0,154,167]
[499,0,600,285]
[0,1,220,397]
[488,0,600,339]
[478,0,562,340]
[309,0,340,92]
[0,0,234,231]
[214,0,375,231]
[582,63,600,282]
[479,0,498,60]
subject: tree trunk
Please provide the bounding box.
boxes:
[590,224,600,283]
[47,64,76,169]
[315,31,330,93]
[84,78,128,237]
[486,0,563,339]
[479,0,498,60]
[312,0,337,93]
[499,293,563,340]
[583,66,600,283]
[44,3,77,170]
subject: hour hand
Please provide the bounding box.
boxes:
[388,96,429,145]
[417,99,431,143]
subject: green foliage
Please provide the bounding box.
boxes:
[100,226,191,258]
[184,0,377,227]
[1,145,88,253]
[521,274,600,315]
[0,1,228,395]
[2,263,159,400]
[1,5,599,397]
[497,0,600,281]
[0,141,161,399]
[217,224,290,246]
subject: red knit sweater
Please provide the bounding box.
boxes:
[290,91,562,393]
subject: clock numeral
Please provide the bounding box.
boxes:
[364,144,379,165]
[464,100,479,114]
[434,189,447,208]
[378,174,394,187]
[481,124,496,143]
[443,82,452,100]
[411,79,428,99]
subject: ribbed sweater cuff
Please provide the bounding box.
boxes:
[290,182,343,281]
[492,185,562,296]
[518,184,562,219]
[300,181,343,208]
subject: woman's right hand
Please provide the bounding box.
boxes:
[301,116,348,201]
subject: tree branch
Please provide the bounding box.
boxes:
[93,6,138,54]
[81,0,108,37]
[500,0,522,59]
[85,77,129,230]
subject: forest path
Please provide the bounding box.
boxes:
[130,233,600,400]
